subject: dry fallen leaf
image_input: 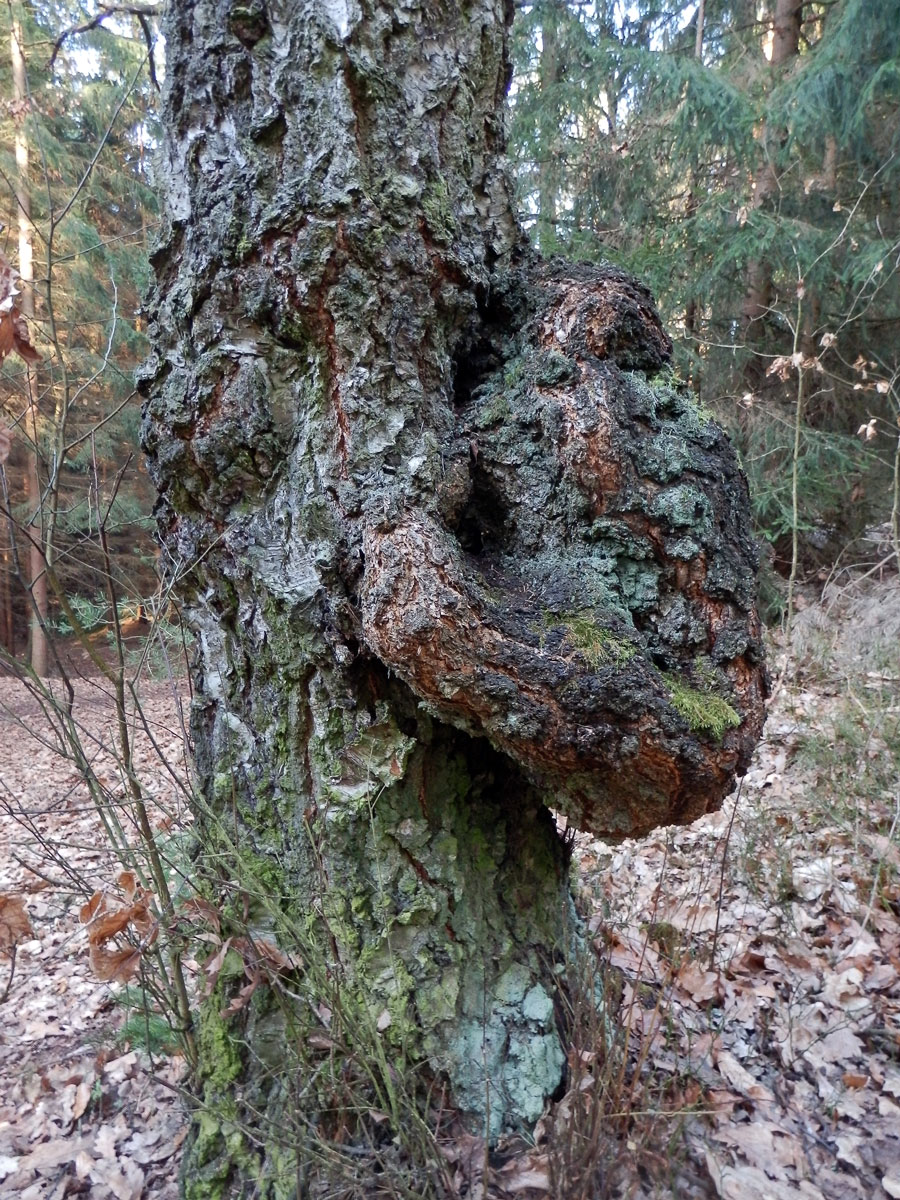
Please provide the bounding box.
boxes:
[676,960,723,1003]
[88,1154,144,1200]
[499,1155,551,1194]
[0,893,33,953]
[705,1149,825,1200]
[714,1049,776,1104]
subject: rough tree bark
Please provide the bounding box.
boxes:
[142,1,766,1194]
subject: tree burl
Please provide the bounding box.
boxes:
[364,259,766,841]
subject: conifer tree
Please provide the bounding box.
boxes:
[0,0,160,658]
[509,0,900,573]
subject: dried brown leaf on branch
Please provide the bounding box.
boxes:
[79,878,159,984]
[200,930,302,1017]
[232,934,302,974]
[220,975,262,1018]
[200,935,232,998]
[0,249,41,364]
[177,895,222,933]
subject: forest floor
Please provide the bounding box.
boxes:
[0,574,898,1200]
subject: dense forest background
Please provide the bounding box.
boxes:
[0,0,898,662]
[509,0,900,620]
[0,0,159,663]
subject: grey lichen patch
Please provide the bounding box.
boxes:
[533,349,578,389]
[651,484,713,533]
[633,431,694,483]
[615,559,661,615]
[469,346,577,431]
[581,521,661,617]
[469,351,531,428]
[522,983,554,1023]
[505,1029,565,1124]
[445,978,566,1134]
[655,369,718,427]
[495,962,532,1004]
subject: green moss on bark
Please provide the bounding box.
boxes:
[663,674,741,739]
[563,613,637,668]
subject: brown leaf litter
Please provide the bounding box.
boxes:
[0,576,898,1198]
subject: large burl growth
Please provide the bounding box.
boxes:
[364,260,766,840]
[142,0,766,1187]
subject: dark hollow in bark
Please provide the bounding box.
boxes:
[141,0,767,1192]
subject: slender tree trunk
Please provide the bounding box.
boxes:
[11,18,47,676]
[684,0,706,372]
[741,0,802,343]
[0,511,12,655]
[694,0,706,60]
[537,1,561,255]
[0,431,12,655]
[143,2,766,1192]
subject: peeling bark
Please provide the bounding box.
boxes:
[141,0,766,1191]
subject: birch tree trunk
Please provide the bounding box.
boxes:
[142,1,767,1193]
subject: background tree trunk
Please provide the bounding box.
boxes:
[142,1,766,1192]
[537,1,561,255]
[10,17,47,675]
[741,0,803,344]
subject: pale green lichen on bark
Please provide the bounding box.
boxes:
[422,176,456,243]
[183,979,253,1200]
[190,636,579,1138]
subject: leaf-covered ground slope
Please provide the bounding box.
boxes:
[0,679,188,1200]
[0,577,898,1198]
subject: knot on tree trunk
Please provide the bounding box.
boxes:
[362,262,767,839]
[536,260,673,373]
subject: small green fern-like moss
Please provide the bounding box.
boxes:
[565,613,636,668]
[663,674,741,740]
